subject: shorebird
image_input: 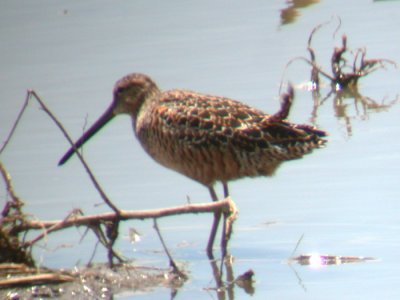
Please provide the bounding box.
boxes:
[59,73,326,257]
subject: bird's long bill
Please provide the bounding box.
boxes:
[58,105,116,166]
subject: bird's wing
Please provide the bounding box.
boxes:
[154,90,325,152]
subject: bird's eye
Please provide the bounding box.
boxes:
[116,87,126,96]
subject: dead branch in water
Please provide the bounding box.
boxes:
[307,18,396,90]
[0,162,34,267]
[281,17,397,93]
[20,199,234,234]
[279,18,398,137]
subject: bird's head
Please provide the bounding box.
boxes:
[58,73,159,165]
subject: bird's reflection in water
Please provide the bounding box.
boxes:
[205,255,255,300]
[167,255,255,300]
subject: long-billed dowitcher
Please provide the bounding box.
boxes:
[59,73,326,257]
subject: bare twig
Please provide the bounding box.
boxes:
[0,93,30,155]
[13,199,232,266]
[20,199,233,233]
[307,17,340,87]
[291,233,305,257]
[23,90,122,266]
[282,18,397,97]
[27,90,120,215]
[0,162,34,266]
[0,163,19,203]
[88,222,124,264]
[23,209,83,247]
[153,219,187,279]
[0,162,24,216]
[279,56,334,95]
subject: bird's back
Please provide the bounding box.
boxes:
[135,89,326,186]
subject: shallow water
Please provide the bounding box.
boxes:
[1,0,400,299]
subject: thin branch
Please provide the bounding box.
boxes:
[23,209,83,247]
[279,56,335,94]
[0,162,22,207]
[88,222,124,264]
[291,233,304,257]
[26,90,120,215]
[20,199,233,236]
[153,219,187,279]
[0,92,30,155]
[1,90,120,215]
[24,90,123,267]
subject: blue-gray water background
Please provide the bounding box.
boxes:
[1,1,400,299]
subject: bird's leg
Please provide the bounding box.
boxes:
[223,182,229,199]
[220,182,231,259]
[206,186,221,259]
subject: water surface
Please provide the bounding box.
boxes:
[1,0,400,299]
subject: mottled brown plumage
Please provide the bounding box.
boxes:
[59,73,326,190]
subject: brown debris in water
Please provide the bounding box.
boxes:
[0,263,185,299]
